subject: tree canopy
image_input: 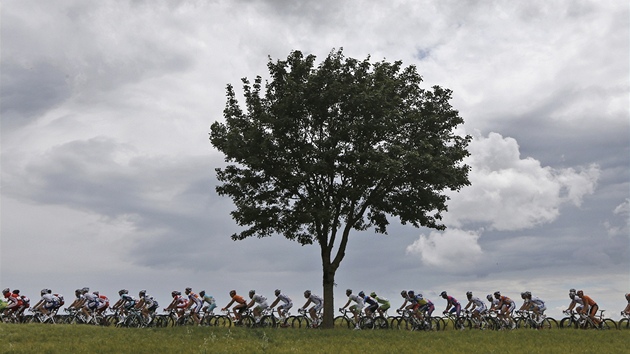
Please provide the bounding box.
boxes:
[210,49,471,328]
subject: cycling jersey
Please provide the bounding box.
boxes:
[580,295,596,307]
[188,292,202,307]
[468,296,486,311]
[348,294,364,307]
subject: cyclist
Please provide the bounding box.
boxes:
[340,289,364,329]
[623,293,630,315]
[300,290,323,327]
[361,291,379,319]
[199,290,216,314]
[416,293,435,319]
[135,290,159,324]
[13,290,30,319]
[81,290,101,323]
[269,289,292,323]
[494,291,515,321]
[1,288,21,318]
[369,292,391,317]
[405,290,425,321]
[31,288,59,321]
[565,289,583,314]
[441,291,461,317]
[518,291,546,319]
[67,289,85,311]
[487,294,499,311]
[112,289,136,323]
[221,290,247,323]
[185,287,203,325]
[577,290,600,326]
[246,290,269,324]
[398,290,413,311]
[164,290,188,318]
[464,291,486,325]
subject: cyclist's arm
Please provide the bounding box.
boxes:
[269,298,280,308]
[399,300,408,310]
[302,299,312,309]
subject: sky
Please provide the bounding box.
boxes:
[1,0,628,319]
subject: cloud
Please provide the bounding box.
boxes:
[443,132,600,231]
[605,198,630,237]
[406,228,482,271]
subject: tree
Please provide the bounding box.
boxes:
[209,49,471,329]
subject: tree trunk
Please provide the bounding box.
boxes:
[321,262,336,329]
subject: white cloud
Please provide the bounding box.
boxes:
[406,228,482,270]
[443,132,600,230]
[605,198,630,237]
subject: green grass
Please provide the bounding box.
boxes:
[1,324,629,354]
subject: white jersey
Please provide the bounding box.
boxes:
[349,294,364,307]
[469,296,485,308]
[308,294,323,305]
[84,293,98,303]
[42,293,55,304]
[253,294,267,304]
[527,296,545,306]
[277,293,292,304]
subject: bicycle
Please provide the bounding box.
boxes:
[513,310,553,330]
[290,307,322,329]
[441,311,470,330]
[578,309,617,330]
[488,310,516,330]
[394,308,438,331]
[0,310,20,324]
[334,308,362,329]
[463,309,496,330]
[618,312,630,330]
[27,307,57,324]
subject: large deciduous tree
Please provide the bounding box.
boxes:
[209,49,471,328]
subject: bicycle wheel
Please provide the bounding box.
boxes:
[537,318,553,330]
[258,315,275,328]
[124,314,143,328]
[213,315,232,328]
[454,317,470,330]
[239,315,255,328]
[545,317,558,329]
[600,318,616,330]
[372,316,389,329]
[618,318,630,330]
[559,317,577,329]
[334,316,351,329]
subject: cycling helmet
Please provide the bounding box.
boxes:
[275,289,281,296]
[93,291,99,296]
[370,292,377,298]
[75,289,82,294]
[569,288,576,294]
[525,291,531,298]
[346,289,352,295]
[119,289,128,296]
[12,289,20,294]
[229,290,236,297]
[486,294,493,301]
[401,290,407,296]
[139,290,146,296]
[358,291,365,297]
[2,288,9,294]
[494,291,501,298]
[199,290,206,297]
[466,291,473,297]
[304,290,311,297]
[417,293,423,300]
[440,291,447,297]
[521,292,527,298]
[41,288,49,295]
[185,287,192,294]
[82,287,90,293]
[407,290,415,296]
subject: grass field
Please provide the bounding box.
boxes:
[1,324,629,354]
